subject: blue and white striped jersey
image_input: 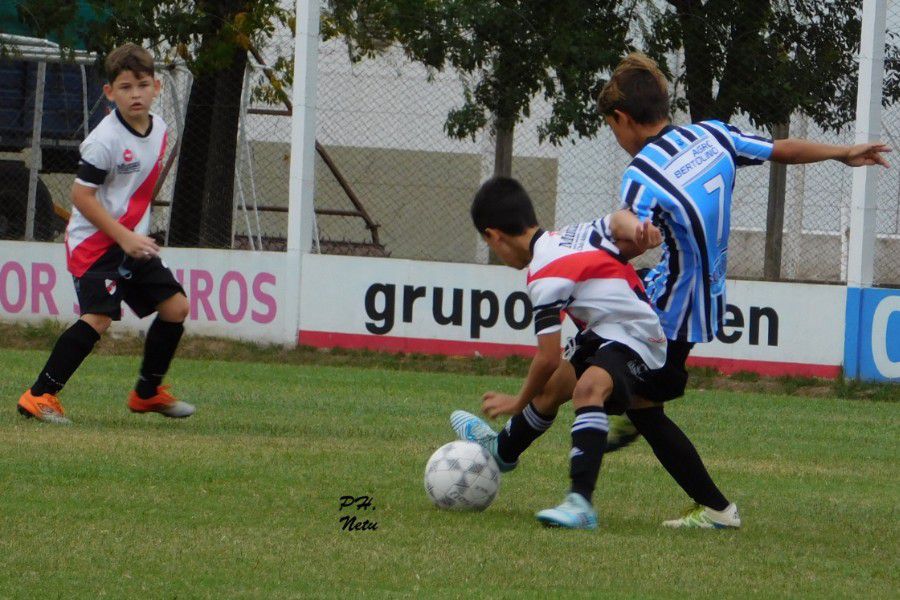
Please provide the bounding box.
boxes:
[620,120,773,343]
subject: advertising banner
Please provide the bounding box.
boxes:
[299,254,846,377]
[0,242,291,343]
[845,287,900,382]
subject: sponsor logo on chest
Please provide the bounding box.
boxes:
[117,148,142,174]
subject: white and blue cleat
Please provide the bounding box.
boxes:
[449,410,518,473]
[535,493,598,530]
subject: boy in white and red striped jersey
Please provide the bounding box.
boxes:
[451,177,738,530]
[17,43,193,424]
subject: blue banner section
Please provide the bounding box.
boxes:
[845,287,900,382]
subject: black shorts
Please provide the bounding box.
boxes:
[567,331,651,415]
[632,339,695,403]
[73,247,185,320]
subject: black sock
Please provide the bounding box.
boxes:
[136,317,184,399]
[569,406,608,503]
[627,406,729,511]
[31,320,101,396]
[496,402,555,464]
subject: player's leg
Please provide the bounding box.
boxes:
[134,292,188,398]
[494,360,574,462]
[17,269,119,424]
[626,395,740,529]
[534,364,613,530]
[451,360,575,472]
[122,257,194,418]
[536,339,641,530]
[604,266,658,451]
[605,338,692,452]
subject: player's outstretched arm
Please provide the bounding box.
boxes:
[771,139,891,167]
[482,331,560,419]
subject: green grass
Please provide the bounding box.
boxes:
[1,348,897,599]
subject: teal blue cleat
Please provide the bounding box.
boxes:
[535,493,598,530]
[449,410,518,472]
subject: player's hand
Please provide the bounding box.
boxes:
[482,392,522,419]
[119,230,160,259]
[634,219,662,252]
[842,143,891,168]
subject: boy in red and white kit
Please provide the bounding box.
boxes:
[451,177,739,529]
[16,43,194,424]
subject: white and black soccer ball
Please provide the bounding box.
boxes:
[424,441,500,511]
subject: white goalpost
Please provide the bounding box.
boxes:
[283,0,322,345]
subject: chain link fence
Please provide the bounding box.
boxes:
[0,2,897,287]
[312,34,899,287]
[875,0,900,287]
[0,31,294,253]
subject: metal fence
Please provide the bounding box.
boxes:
[0,2,897,287]
[310,18,900,286]
[876,1,900,287]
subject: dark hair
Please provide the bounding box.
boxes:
[471,177,538,235]
[105,43,155,83]
[596,52,669,124]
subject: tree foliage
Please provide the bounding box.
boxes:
[323,0,632,145]
[8,0,290,74]
[639,0,899,131]
[325,0,900,144]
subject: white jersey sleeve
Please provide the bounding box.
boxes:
[75,137,113,188]
[528,275,574,336]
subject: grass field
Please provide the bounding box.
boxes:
[1,347,897,599]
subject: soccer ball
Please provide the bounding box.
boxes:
[424,441,500,511]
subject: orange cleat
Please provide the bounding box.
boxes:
[127,385,195,418]
[17,390,72,425]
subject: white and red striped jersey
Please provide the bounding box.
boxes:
[527,219,667,369]
[66,109,168,276]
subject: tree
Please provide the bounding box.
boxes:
[325,1,899,163]
[637,0,900,279]
[323,0,631,176]
[7,0,290,247]
[639,0,899,130]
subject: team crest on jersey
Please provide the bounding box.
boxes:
[123,149,134,162]
[104,279,117,295]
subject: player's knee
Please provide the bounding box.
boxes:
[81,314,111,335]
[572,370,613,409]
[159,294,189,323]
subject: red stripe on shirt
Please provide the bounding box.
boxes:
[528,250,644,292]
[66,133,167,277]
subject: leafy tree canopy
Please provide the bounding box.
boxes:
[4,0,290,73]
[325,0,900,141]
[324,0,631,144]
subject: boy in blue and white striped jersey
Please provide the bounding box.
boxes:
[596,53,890,528]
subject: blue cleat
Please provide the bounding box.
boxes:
[535,493,598,530]
[449,410,518,472]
